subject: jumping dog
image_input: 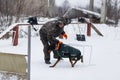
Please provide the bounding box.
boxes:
[49,43,83,67]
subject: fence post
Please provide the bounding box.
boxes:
[12,25,19,46]
[87,23,91,36]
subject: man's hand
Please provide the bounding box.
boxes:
[55,41,62,50]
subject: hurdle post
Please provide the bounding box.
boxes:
[87,22,91,36]
[12,25,19,46]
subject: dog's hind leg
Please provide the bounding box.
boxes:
[72,60,77,66]
[69,58,78,67]
[81,55,83,63]
[49,58,61,67]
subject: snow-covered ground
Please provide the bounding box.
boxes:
[0,23,120,80]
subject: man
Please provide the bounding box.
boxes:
[39,17,71,64]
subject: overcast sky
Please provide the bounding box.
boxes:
[55,0,102,8]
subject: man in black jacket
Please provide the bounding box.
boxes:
[39,17,71,64]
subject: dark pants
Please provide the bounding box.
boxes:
[39,29,58,61]
[39,30,50,61]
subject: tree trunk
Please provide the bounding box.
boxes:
[100,0,107,23]
[89,0,94,11]
[48,0,55,17]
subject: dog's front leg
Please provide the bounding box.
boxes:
[49,58,61,67]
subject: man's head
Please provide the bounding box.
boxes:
[58,17,71,25]
[57,21,64,28]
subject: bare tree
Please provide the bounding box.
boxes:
[106,0,113,19]
[23,0,48,17]
[14,0,25,22]
[55,6,64,17]
[54,0,70,17]
[0,0,13,27]
[100,0,107,23]
[106,0,120,24]
[89,0,94,11]
[48,0,55,17]
[62,0,70,14]
[113,0,120,24]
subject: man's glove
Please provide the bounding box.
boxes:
[55,41,62,50]
[63,33,68,39]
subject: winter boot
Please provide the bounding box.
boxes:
[45,60,51,64]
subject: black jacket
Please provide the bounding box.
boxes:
[40,20,65,44]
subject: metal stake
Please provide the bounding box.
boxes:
[28,25,31,80]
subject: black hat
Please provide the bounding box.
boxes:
[58,17,71,25]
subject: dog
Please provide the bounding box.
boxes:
[49,43,83,67]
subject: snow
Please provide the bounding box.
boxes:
[0,23,120,80]
[74,8,101,18]
[0,23,30,38]
[0,23,18,38]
